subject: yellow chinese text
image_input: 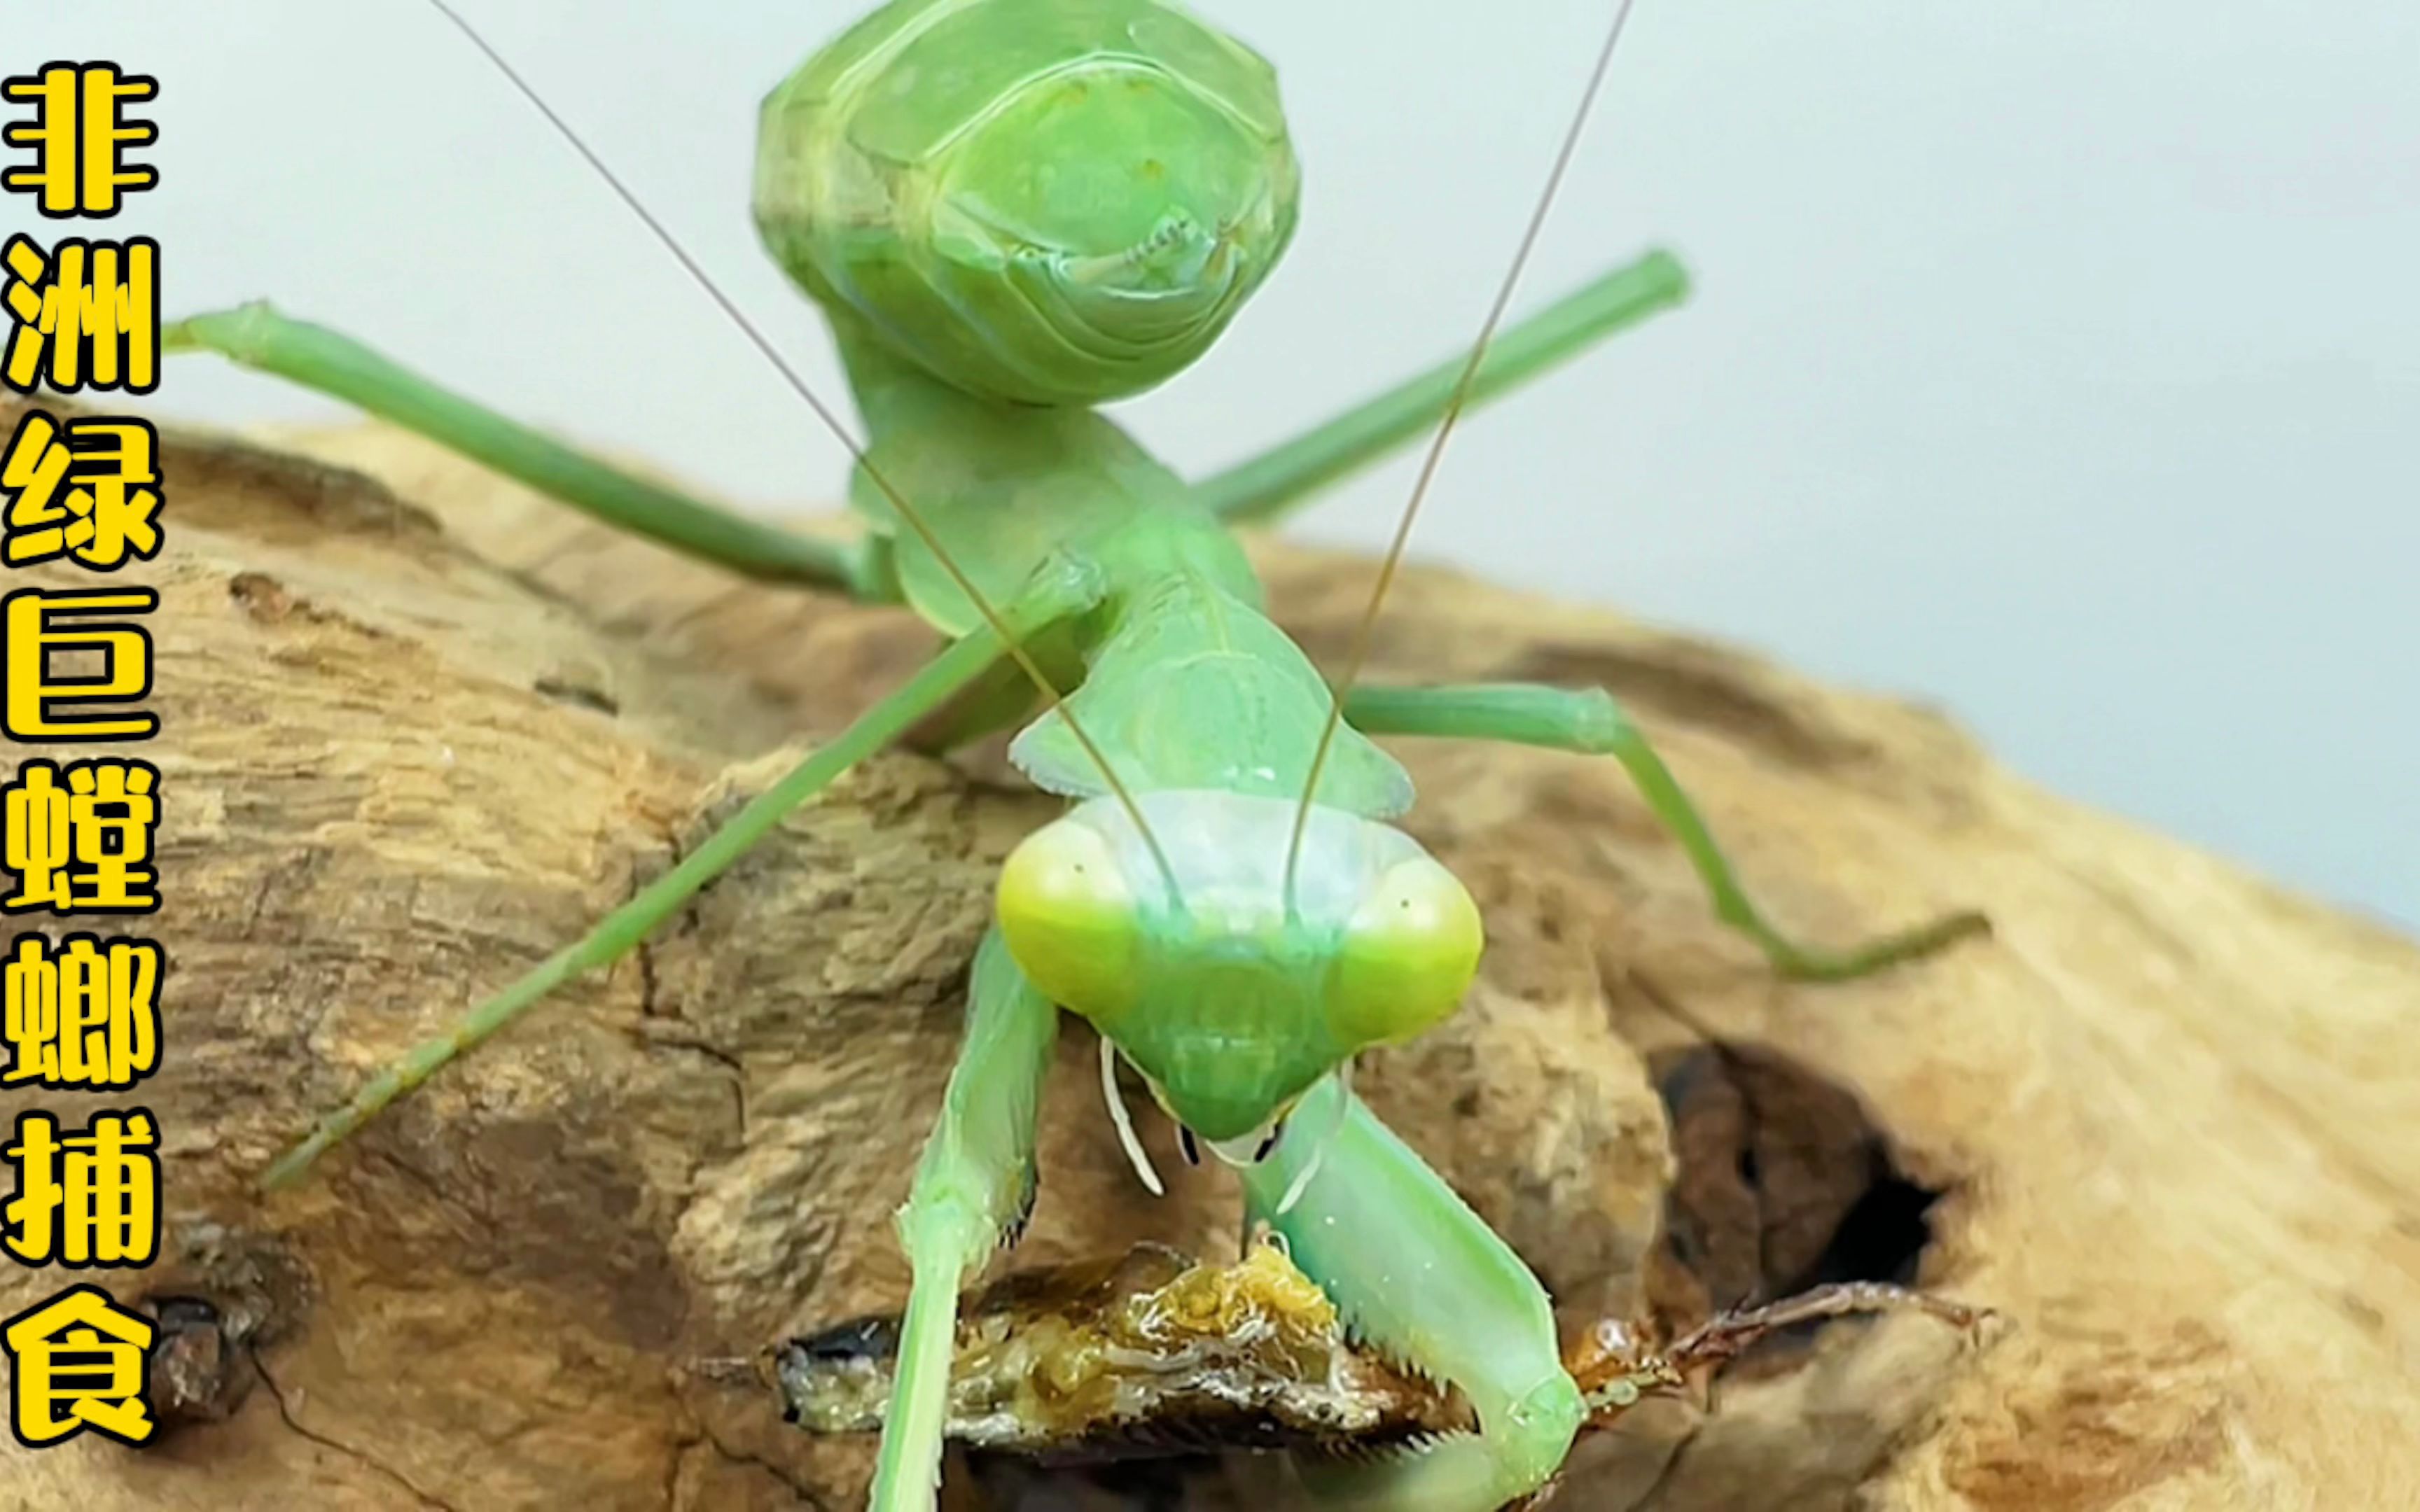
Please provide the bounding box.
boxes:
[3,933,160,1090]
[2,1107,160,1268]
[2,64,158,219]
[2,412,162,570]
[3,1284,154,1447]
[3,759,161,913]
[2,235,158,395]
[1,587,159,741]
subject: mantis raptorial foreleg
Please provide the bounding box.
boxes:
[1238,1077,1583,1512]
[260,556,1104,1189]
[1342,682,1990,980]
[872,929,1057,1512]
[1196,250,1689,526]
[164,303,889,596]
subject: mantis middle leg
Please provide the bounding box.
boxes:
[1343,682,1989,980]
[165,303,888,596]
[1195,250,1689,526]
[1239,1076,1583,1512]
[261,556,1101,1189]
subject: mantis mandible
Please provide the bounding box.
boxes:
[164,1,1990,1506]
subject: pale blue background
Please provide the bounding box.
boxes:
[9,1,2416,928]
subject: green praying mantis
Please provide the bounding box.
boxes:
[165,0,1991,1506]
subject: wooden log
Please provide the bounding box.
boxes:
[1,403,2412,1510]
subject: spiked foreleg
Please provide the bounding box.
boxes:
[870,930,1059,1512]
[1239,1077,1583,1511]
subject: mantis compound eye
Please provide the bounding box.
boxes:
[1326,858,1484,1051]
[997,819,1141,1026]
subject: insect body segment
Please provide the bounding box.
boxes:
[1007,570,1415,813]
[755,0,1300,405]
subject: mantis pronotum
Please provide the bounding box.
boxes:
[164,1,1989,1506]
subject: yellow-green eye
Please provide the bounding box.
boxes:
[1327,858,1484,1050]
[996,819,1141,1026]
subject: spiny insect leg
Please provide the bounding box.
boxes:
[870,930,1057,1512]
[1240,1077,1584,1511]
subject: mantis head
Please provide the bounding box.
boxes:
[997,792,1482,1153]
[755,0,1302,405]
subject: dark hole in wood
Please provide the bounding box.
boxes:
[1647,1040,1944,1374]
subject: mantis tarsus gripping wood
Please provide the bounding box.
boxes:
[166,1,1992,1506]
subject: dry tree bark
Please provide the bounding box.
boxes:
[1,400,2415,1511]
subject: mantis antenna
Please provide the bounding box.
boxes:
[1284,0,1645,901]
[419,0,1177,889]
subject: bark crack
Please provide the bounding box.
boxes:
[251,1346,461,1512]
[681,1427,837,1510]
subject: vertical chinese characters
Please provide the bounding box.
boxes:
[0,52,164,1450]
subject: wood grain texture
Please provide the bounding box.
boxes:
[1,402,2412,1510]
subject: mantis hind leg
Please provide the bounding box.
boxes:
[1240,1077,1583,1512]
[165,302,887,595]
[1196,251,1689,526]
[871,930,1058,1512]
[259,559,1101,1189]
[1342,682,1989,981]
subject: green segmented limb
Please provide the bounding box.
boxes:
[1239,1075,1583,1511]
[260,556,1102,1191]
[1196,250,1690,525]
[873,928,1058,1512]
[165,303,888,596]
[1342,681,1990,979]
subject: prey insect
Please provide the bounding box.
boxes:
[774,1237,1989,1473]
[166,1,1991,1506]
